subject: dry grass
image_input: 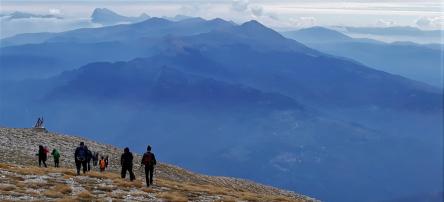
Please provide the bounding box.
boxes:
[43,189,64,198]
[0,163,11,169]
[113,177,143,190]
[0,184,16,191]
[53,184,72,194]
[26,182,51,189]
[0,162,308,202]
[141,187,154,193]
[76,190,94,199]
[55,198,78,202]
[97,185,114,192]
[215,196,237,202]
[157,191,189,202]
[61,169,77,176]
[14,166,47,175]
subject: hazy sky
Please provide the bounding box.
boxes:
[0,0,443,38]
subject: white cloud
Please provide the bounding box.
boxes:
[291,17,317,27]
[49,8,61,15]
[231,0,249,12]
[178,4,200,16]
[415,16,443,29]
[376,19,395,27]
[250,5,263,17]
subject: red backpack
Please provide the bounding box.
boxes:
[142,152,154,166]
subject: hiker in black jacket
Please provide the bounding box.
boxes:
[85,146,92,172]
[74,142,88,175]
[38,145,48,167]
[141,145,157,187]
[121,147,135,181]
[92,152,99,167]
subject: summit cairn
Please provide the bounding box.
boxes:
[33,116,48,133]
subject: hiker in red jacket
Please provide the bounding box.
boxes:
[141,145,157,187]
[37,145,48,167]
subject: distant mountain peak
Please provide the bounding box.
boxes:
[241,20,264,28]
[91,7,150,25]
[91,8,123,20]
[282,26,353,43]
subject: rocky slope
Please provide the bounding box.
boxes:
[0,127,317,201]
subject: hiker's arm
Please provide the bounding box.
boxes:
[153,154,157,165]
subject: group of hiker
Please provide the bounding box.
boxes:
[37,142,157,187]
[36,145,60,168]
[74,142,109,174]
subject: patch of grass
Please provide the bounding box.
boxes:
[86,171,107,179]
[215,196,236,202]
[9,175,25,181]
[61,169,77,176]
[53,184,72,194]
[0,184,16,191]
[14,166,47,175]
[141,187,154,193]
[157,191,189,202]
[26,182,50,189]
[113,178,143,190]
[76,190,94,200]
[97,185,114,192]
[55,197,77,202]
[0,163,10,169]
[43,189,64,198]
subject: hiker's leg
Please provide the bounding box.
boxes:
[129,166,135,181]
[149,167,154,185]
[82,161,87,174]
[76,161,81,175]
[121,166,127,178]
[39,158,42,167]
[43,160,47,168]
[144,166,149,186]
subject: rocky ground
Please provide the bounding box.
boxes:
[0,127,317,201]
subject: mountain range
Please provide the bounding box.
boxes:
[282,26,443,88]
[0,15,442,202]
[334,26,443,44]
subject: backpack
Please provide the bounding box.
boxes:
[142,152,154,166]
[99,160,106,169]
[76,147,87,162]
[53,150,60,159]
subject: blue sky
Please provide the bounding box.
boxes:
[1,0,443,38]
